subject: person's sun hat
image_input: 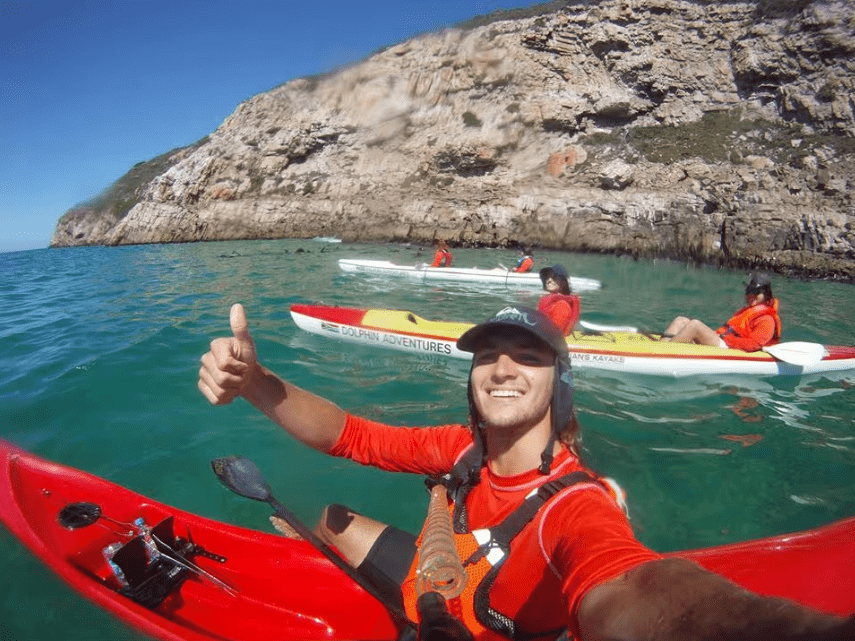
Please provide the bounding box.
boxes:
[538,264,569,284]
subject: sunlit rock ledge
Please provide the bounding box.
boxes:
[52,0,855,282]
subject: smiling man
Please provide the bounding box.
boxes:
[199,304,853,641]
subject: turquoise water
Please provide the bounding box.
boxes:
[1,239,854,641]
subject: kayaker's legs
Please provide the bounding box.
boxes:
[664,318,723,346]
[315,504,416,610]
[661,316,691,340]
[356,524,417,610]
[314,504,393,567]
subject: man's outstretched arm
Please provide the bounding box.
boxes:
[578,557,853,641]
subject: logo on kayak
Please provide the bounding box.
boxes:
[568,351,625,364]
[325,322,453,355]
[321,322,340,334]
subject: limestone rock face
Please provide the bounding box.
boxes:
[52,0,855,281]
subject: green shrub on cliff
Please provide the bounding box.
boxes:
[68,136,210,222]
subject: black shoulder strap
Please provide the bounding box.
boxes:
[471,471,603,640]
[489,472,599,550]
[430,431,485,534]
[464,471,602,568]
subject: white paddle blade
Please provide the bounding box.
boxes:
[579,320,639,333]
[762,341,827,366]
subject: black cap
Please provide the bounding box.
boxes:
[457,306,568,357]
[745,272,772,294]
[539,264,569,284]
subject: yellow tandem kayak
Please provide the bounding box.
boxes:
[290,304,855,378]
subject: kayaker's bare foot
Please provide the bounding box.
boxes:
[270,516,303,539]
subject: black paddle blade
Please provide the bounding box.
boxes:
[211,456,273,503]
[58,502,102,529]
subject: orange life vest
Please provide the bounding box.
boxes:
[401,464,621,641]
[515,256,534,273]
[432,248,453,267]
[717,299,781,345]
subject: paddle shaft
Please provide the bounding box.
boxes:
[578,320,640,333]
[266,496,414,630]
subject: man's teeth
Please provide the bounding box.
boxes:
[491,390,521,397]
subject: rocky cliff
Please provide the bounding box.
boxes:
[52,0,855,281]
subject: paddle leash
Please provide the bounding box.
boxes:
[413,484,473,641]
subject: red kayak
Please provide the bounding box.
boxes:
[1,439,853,641]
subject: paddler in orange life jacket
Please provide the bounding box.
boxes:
[538,264,580,335]
[661,272,782,351]
[514,248,534,273]
[199,303,854,641]
[431,240,453,267]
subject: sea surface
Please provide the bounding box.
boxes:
[1,239,854,641]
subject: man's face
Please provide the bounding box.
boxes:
[470,328,555,435]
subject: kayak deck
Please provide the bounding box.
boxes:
[0,441,398,641]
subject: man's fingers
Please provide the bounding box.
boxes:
[230,303,251,342]
[198,304,255,406]
[200,352,246,386]
[198,367,240,405]
[207,338,250,373]
[198,378,235,405]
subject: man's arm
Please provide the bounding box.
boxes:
[577,557,854,641]
[198,303,346,452]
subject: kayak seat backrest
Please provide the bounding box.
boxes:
[111,535,151,587]
[110,517,190,609]
[110,516,179,586]
[150,516,178,550]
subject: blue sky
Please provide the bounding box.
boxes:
[1,0,539,252]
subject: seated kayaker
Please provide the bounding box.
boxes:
[538,264,580,335]
[430,240,453,267]
[514,248,534,273]
[661,272,781,351]
[198,303,852,641]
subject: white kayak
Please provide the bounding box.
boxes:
[290,304,855,378]
[337,259,602,292]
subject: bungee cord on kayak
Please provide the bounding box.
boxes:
[58,502,236,602]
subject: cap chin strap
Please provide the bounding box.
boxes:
[537,359,560,474]
[538,433,557,474]
[539,358,573,475]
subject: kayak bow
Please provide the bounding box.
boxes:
[0,439,399,641]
